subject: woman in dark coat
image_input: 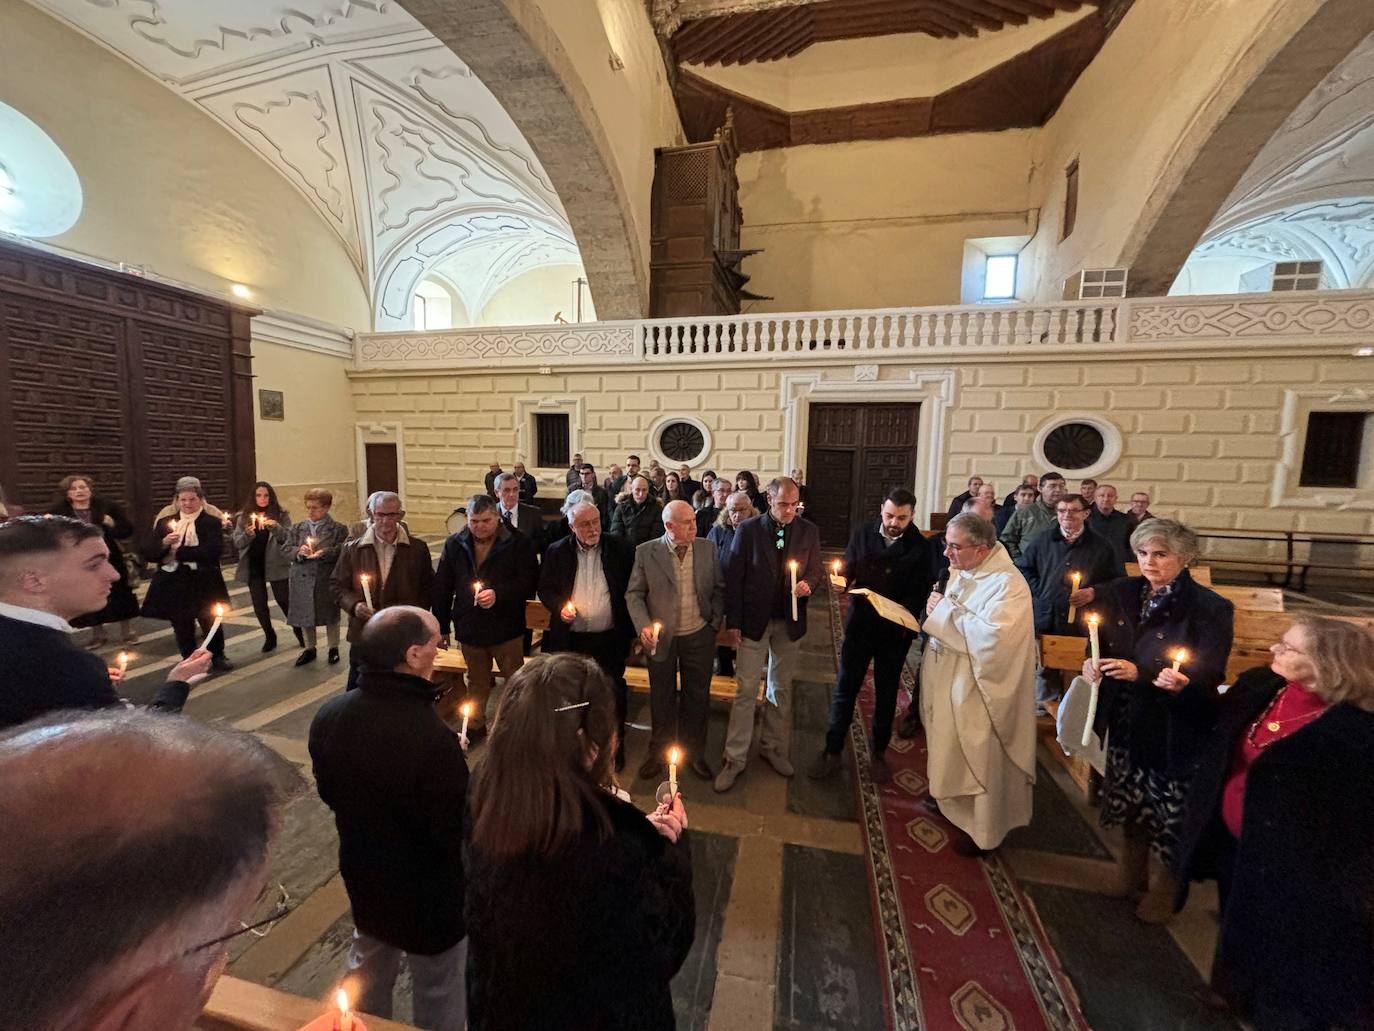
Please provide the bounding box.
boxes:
[50,473,140,647]
[734,470,767,512]
[466,653,694,1031]
[231,481,302,654]
[1080,518,1233,923]
[140,476,232,670]
[609,475,664,548]
[1173,616,1374,1030]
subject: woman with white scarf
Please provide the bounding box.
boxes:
[285,487,349,666]
[140,476,233,670]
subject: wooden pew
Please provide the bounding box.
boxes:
[432,600,753,702]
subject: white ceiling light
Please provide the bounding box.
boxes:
[0,165,13,196]
[230,283,253,299]
[0,102,82,237]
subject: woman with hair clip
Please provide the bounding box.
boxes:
[465,653,695,1031]
[50,473,140,648]
[231,481,303,653]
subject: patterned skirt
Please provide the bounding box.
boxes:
[1100,743,1189,865]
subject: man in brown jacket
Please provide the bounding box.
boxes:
[331,492,434,691]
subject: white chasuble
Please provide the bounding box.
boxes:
[920,542,1038,849]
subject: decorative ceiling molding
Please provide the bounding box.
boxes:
[22,0,585,327]
[674,7,1125,149]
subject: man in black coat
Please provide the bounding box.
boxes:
[494,473,545,547]
[1016,494,1123,707]
[483,462,503,497]
[433,495,539,737]
[537,499,636,770]
[1002,473,1039,510]
[309,606,469,1030]
[1088,483,1135,565]
[0,515,209,729]
[945,474,983,522]
[717,477,823,792]
[808,489,933,784]
[573,464,611,527]
[512,461,538,501]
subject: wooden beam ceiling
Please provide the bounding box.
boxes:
[671,0,1098,65]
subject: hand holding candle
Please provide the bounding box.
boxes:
[1067,571,1082,623]
[359,573,374,611]
[117,651,130,677]
[562,599,577,623]
[788,559,799,621]
[651,620,663,655]
[1171,648,1187,673]
[200,603,225,652]
[459,701,473,747]
[1086,613,1101,667]
[829,559,846,591]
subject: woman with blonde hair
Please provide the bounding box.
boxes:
[465,653,694,1031]
[285,487,348,666]
[1173,616,1374,1029]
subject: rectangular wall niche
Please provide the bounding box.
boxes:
[535,413,570,470]
[1300,411,1368,487]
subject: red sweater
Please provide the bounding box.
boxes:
[1222,681,1328,838]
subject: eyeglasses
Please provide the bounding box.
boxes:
[372,510,404,520]
[183,883,293,956]
[1271,640,1307,656]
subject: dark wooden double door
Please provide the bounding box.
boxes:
[0,239,256,530]
[805,403,919,548]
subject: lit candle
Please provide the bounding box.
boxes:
[222,512,233,527]
[1067,571,1082,623]
[788,559,799,621]
[117,651,130,677]
[296,987,367,1031]
[832,559,842,576]
[166,519,178,536]
[651,620,662,655]
[1171,648,1187,673]
[473,581,484,601]
[200,603,225,651]
[829,558,846,590]
[359,573,374,610]
[1086,613,1100,666]
[459,701,473,744]
[668,746,680,798]
[562,599,577,621]
[305,536,316,552]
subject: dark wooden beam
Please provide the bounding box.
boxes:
[728,10,814,63]
[919,6,980,35]
[941,0,1027,26]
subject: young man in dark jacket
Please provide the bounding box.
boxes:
[537,499,636,769]
[433,494,539,737]
[808,489,933,784]
[1015,494,1123,707]
[309,606,469,1030]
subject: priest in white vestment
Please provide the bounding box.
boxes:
[920,512,1038,856]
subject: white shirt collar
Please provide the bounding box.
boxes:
[0,600,74,633]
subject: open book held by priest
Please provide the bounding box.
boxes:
[847,589,921,632]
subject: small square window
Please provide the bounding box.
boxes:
[1299,411,1367,488]
[983,255,1017,301]
[535,413,570,469]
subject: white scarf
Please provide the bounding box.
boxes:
[161,506,202,572]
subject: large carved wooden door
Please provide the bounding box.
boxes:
[804,402,919,547]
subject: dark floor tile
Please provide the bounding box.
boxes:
[786,679,858,822]
[672,830,739,1031]
[1003,762,1111,859]
[775,844,885,1030]
[1022,883,1239,1031]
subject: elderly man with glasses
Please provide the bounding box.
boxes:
[332,491,435,692]
[920,513,1038,857]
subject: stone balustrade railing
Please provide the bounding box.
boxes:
[352,290,1374,369]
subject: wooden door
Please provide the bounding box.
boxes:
[365,443,399,497]
[804,402,919,547]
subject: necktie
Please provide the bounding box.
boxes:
[675,545,688,561]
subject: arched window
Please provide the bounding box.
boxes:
[412,277,453,331]
[0,102,82,238]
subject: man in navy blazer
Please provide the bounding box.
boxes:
[716,476,822,792]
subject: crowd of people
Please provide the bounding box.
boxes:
[0,454,1370,1031]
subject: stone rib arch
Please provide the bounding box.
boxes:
[395,0,658,319]
[1119,0,1374,297]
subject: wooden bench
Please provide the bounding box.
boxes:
[198,976,414,1030]
[432,600,756,702]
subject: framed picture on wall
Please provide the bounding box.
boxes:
[259,389,285,421]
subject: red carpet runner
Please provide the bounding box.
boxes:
[833,596,1091,1031]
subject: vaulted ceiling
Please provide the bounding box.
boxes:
[21,0,585,329]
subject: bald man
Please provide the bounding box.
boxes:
[0,709,292,1030]
[626,500,725,782]
[309,606,470,1029]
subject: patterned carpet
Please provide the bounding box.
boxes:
[833,597,1090,1031]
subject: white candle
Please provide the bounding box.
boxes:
[473,581,483,601]
[459,701,473,742]
[1067,571,1082,623]
[335,988,354,1031]
[359,573,374,610]
[668,746,680,798]
[117,651,130,676]
[1081,679,1100,749]
[1087,613,1100,665]
[1171,648,1187,673]
[651,620,662,655]
[200,603,225,651]
[788,559,799,621]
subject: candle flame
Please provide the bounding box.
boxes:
[1086,613,1099,626]
[788,559,798,570]
[360,573,370,584]
[832,560,841,573]
[652,621,662,632]
[118,651,129,664]
[668,746,681,765]
[1175,648,1188,662]
[214,603,225,618]
[336,988,350,1015]
[460,702,474,717]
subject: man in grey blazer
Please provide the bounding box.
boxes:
[626,500,725,783]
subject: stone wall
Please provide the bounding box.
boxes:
[348,348,1374,551]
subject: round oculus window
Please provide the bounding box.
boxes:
[1042,421,1106,470]
[657,420,706,463]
